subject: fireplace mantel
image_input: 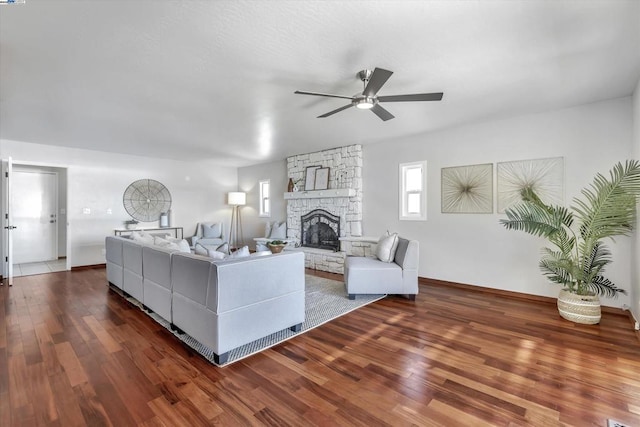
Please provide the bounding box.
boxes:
[284,188,356,199]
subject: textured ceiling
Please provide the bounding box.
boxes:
[1,0,639,167]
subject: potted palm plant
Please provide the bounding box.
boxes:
[500,160,640,324]
[268,240,287,254]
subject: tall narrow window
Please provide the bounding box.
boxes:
[399,161,427,220]
[259,179,270,217]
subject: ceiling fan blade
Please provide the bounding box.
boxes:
[318,104,353,118]
[378,92,444,102]
[371,104,395,121]
[294,90,353,100]
[363,68,393,97]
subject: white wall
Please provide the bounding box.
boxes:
[0,140,237,268]
[237,159,288,247]
[363,97,634,308]
[631,78,640,321]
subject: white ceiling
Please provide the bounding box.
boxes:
[1,0,639,167]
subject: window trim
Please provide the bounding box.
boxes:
[259,179,270,218]
[399,161,427,221]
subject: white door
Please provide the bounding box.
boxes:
[12,169,58,264]
[2,158,15,285]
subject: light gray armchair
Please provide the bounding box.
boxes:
[188,222,225,248]
[344,237,419,300]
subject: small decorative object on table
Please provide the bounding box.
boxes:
[124,219,139,230]
[268,240,287,254]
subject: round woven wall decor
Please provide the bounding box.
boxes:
[123,179,172,222]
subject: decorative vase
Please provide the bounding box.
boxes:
[268,244,286,254]
[287,178,294,192]
[557,289,601,325]
[293,183,299,192]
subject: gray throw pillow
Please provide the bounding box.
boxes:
[201,223,221,238]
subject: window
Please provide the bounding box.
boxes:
[399,161,427,220]
[259,179,270,217]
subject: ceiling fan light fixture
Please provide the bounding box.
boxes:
[354,97,376,110]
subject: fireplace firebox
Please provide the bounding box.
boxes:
[300,209,340,252]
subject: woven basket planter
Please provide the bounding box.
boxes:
[268,244,286,254]
[557,289,601,325]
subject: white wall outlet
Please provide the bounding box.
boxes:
[82,207,91,215]
[106,208,112,215]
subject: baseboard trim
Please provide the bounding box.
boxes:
[419,277,627,316]
[71,263,106,271]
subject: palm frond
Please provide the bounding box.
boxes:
[585,276,626,298]
[539,248,576,287]
[573,160,640,242]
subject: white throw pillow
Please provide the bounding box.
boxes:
[165,237,190,253]
[201,222,221,238]
[269,222,287,239]
[228,246,250,258]
[376,232,399,263]
[208,250,226,260]
[132,231,154,245]
[216,242,229,255]
[194,243,208,256]
[154,236,169,246]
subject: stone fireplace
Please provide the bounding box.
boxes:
[301,209,340,251]
[285,144,364,273]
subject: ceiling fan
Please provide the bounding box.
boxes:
[294,67,443,121]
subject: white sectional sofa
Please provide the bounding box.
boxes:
[105,236,306,364]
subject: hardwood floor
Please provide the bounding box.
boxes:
[1,268,639,426]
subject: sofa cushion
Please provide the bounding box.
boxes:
[376,232,399,263]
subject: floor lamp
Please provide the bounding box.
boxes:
[228,192,246,251]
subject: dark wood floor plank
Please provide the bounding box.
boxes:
[2,269,640,426]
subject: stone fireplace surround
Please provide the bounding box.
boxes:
[285,145,368,274]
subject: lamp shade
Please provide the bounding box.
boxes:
[228,191,246,206]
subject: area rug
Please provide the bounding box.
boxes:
[128,275,384,367]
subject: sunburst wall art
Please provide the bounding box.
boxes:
[441,163,493,213]
[497,157,564,213]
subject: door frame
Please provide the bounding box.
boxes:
[1,160,70,278]
[12,166,59,264]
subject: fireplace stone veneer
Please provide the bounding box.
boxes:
[286,145,363,274]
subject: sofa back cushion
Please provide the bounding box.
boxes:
[171,253,212,304]
[209,252,305,313]
[394,237,419,270]
[105,236,123,265]
[122,240,143,274]
[143,245,175,290]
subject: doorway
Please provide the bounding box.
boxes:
[2,163,69,279]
